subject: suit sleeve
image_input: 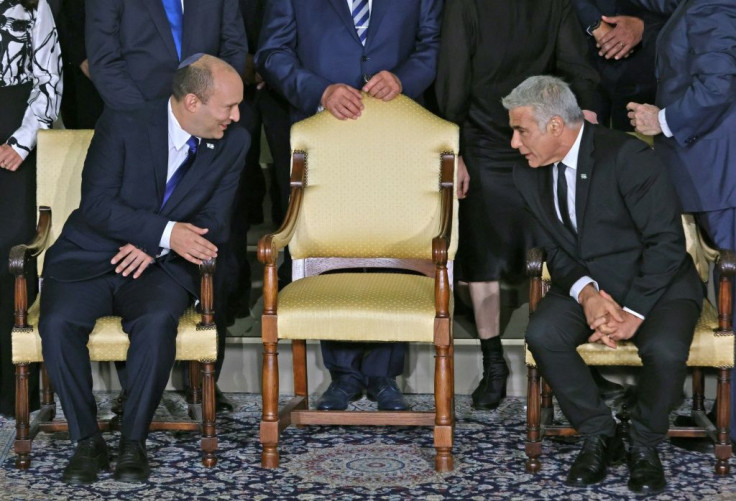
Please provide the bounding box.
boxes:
[664,2,736,146]
[554,0,601,111]
[625,0,680,16]
[79,110,170,254]
[255,0,332,115]
[435,0,474,128]
[217,0,249,75]
[616,140,689,316]
[86,0,147,109]
[390,0,442,99]
[571,0,603,30]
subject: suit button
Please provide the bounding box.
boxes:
[361,55,369,62]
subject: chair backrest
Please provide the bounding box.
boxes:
[288,94,459,261]
[36,129,94,271]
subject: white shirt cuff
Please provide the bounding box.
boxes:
[9,142,29,161]
[623,307,645,320]
[658,108,673,138]
[571,276,598,303]
[158,221,176,255]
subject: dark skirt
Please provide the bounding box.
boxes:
[456,148,534,284]
[0,82,40,416]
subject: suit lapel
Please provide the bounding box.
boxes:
[144,0,180,61]
[181,0,200,57]
[160,138,217,214]
[364,0,388,48]
[328,0,361,45]
[148,105,170,208]
[575,124,595,236]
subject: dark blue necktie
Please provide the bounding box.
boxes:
[556,163,576,235]
[162,0,184,59]
[162,136,197,209]
[352,0,370,45]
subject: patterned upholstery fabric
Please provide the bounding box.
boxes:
[277,273,452,342]
[529,214,734,369]
[288,94,459,260]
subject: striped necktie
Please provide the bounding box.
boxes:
[352,0,370,45]
[161,136,198,209]
[162,0,184,59]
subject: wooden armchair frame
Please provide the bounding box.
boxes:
[524,242,735,475]
[10,206,219,469]
[257,151,456,472]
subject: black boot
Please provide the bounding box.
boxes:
[472,337,509,410]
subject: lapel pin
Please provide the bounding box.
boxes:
[206,142,214,149]
[580,173,588,180]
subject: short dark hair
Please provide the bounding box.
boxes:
[171,57,216,104]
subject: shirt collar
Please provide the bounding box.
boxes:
[168,98,196,151]
[558,123,585,170]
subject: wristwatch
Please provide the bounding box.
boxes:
[586,20,601,36]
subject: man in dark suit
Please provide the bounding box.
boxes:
[505,76,702,494]
[86,0,247,110]
[255,0,442,411]
[39,55,249,484]
[626,0,736,442]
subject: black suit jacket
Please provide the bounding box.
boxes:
[43,101,250,297]
[86,0,248,110]
[513,124,702,316]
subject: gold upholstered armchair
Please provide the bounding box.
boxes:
[10,129,219,469]
[257,94,459,472]
[525,214,734,475]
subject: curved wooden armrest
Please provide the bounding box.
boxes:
[258,152,306,266]
[432,153,455,267]
[526,247,546,279]
[9,207,51,276]
[716,249,735,332]
[198,258,216,327]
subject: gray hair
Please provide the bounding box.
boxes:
[501,75,584,130]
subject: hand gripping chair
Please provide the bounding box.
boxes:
[10,129,219,469]
[257,94,459,472]
[525,214,734,475]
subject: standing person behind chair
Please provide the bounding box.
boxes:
[0,0,62,418]
[39,55,249,484]
[256,0,442,411]
[506,76,703,494]
[625,0,736,444]
[435,0,600,411]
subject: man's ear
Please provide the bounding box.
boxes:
[183,93,200,113]
[548,115,564,136]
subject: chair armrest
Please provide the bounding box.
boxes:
[198,258,216,327]
[716,249,736,333]
[527,247,547,315]
[432,153,456,267]
[9,206,51,276]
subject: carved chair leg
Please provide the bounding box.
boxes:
[200,361,217,467]
[14,363,31,469]
[714,368,732,475]
[292,340,308,411]
[41,364,55,420]
[434,343,453,472]
[261,341,280,468]
[526,365,542,473]
[188,362,202,405]
[692,367,705,413]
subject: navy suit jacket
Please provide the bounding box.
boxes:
[86,0,248,110]
[255,0,442,122]
[43,101,250,297]
[514,125,702,317]
[631,0,736,212]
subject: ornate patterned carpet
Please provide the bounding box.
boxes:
[0,393,733,500]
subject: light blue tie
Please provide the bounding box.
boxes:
[352,0,370,45]
[161,136,198,209]
[162,0,184,59]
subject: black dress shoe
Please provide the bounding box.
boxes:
[367,377,409,411]
[628,445,666,494]
[114,439,150,483]
[316,380,363,410]
[62,434,109,484]
[566,434,626,486]
[215,386,234,412]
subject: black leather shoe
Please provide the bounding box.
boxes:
[114,439,150,483]
[316,380,363,410]
[367,377,409,411]
[62,434,109,484]
[215,385,234,412]
[628,445,666,494]
[565,434,626,486]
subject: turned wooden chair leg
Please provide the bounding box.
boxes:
[292,339,308,411]
[434,342,453,472]
[200,361,217,467]
[261,341,280,468]
[526,365,542,473]
[714,367,731,475]
[14,363,31,469]
[188,361,202,405]
[41,364,55,420]
[692,367,705,413]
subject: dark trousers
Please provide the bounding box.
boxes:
[39,266,190,442]
[697,208,736,440]
[526,289,699,446]
[321,342,407,386]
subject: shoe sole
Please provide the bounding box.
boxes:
[113,470,150,483]
[62,455,110,485]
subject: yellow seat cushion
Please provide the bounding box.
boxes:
[277,273,445,342]
[12,298,217,364]
[526,300,734,368]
